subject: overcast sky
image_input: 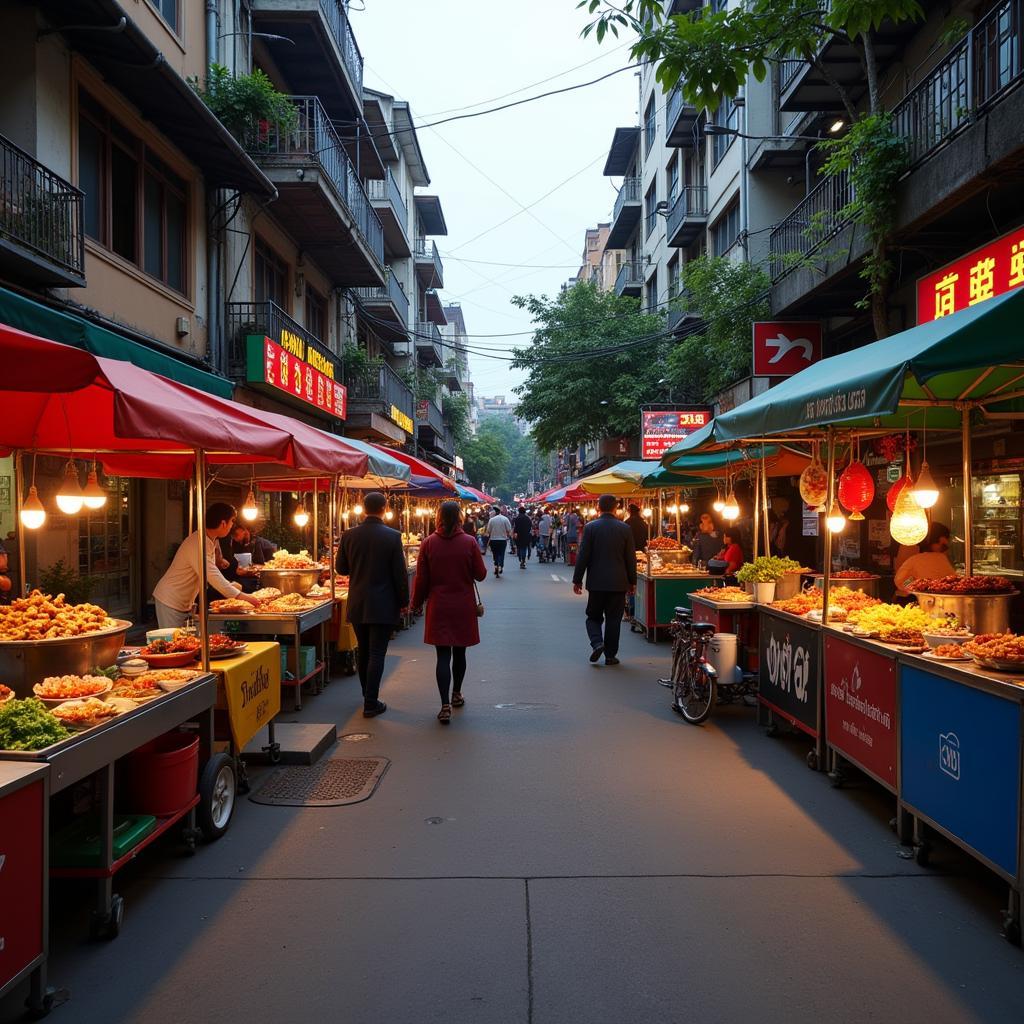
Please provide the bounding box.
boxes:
[351,0,639,399]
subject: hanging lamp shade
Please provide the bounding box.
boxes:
[19,485,46,530]
[837,460,875,521]
[54,460,84,515]
[721,490,740,521]
[912,461,940,509]
[890,486,929,545]
[82,468,107,510]
[886,473,914,512]
[799,456,828,509]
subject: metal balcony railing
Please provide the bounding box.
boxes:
[318,0,364,97]
[414,320,443,360]
[346,360,414,423]
[666,185,708,240]
[0,132,84,281]
[417,395,444,435]
[225,300,336,379]
[666,83,683,132]
[414,237,444,283]
[614,261,643,294]
[613,176,641,222]
[353,272,409,325]
[366,168,409,233]
[247,96,383,265]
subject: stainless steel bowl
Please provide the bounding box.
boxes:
[257,567,322,595]
[813,575,880,598]
[0,619,132,698]
[913,591,1018,634]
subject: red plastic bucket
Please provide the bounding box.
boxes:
[125,731,199,817]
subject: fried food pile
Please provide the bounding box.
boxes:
[0,590,113,641]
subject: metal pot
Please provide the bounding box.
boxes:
[0,619,131,698]
[257,567,322,595]
[813,575,880,598]
[913,591,1018,633]
[774,572,807,601]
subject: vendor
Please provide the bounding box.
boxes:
[691,512,721,567]
[153,502,260,627]
[625,503,649,553]
[0,541,11,604]
[715,527,745,576]
[895,522,955,596]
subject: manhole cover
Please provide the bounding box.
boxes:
[494,702,559,711]
[339,732,373,742]
[250,757,390,806]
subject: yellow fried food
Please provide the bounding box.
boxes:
[0,590,112,641]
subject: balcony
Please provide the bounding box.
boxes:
[666,186,708,248]
[441,358,465,392]
[367,168,410,257]
[252,0,364,119]
[768,166,853,279]
[614,261,643,297]
[607,176,641,248]
[0,133,84,288]
[247,96,384,286]
[424,289,447,325]
[346,361,416,443]
[414,237,444,289]
[225,300,338,382]
[416,396,445,438]
[667,0,702,10]
[665,84,699,148]
[415,320,444,366]
[353,273,409,338]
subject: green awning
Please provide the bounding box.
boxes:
[0,286,234,399]
[669,288,1024,448]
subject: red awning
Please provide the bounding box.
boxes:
[368,443,456,489]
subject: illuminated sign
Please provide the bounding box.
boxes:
[390,405,414,434]
[246,336,347,420]
[752,321,822,377]
[917,226,1024,324]
[640,408,710,460]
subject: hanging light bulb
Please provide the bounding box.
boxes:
[353,503,364,516]
[384,509,395,521]
[890,486,929,545]
[666,504,678,514]
[825,499,846,533]
[912,461,940,509]
[721,490,740,521]
[55,460,84,515]
[20,485,46,530]
[712,495,725,513]
[293,503,310,528]
[679,502,690,514]
[241,487,259,522]
[642,507,653,519]
[82,462,107,510]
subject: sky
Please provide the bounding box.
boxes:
[350,0,639,398]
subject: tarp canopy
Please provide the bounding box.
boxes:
[671,288,1024,448]
[368,444,456,491]
[462,485,500,504]
[660,444,811,478]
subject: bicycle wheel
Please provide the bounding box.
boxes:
[676,662,716,725]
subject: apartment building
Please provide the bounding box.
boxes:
[575,223,625,292]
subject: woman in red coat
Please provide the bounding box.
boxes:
[412,500,488,724]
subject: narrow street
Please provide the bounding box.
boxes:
[10,563,1024,1024]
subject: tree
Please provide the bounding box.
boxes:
[580,0,925,338]
[443,392,471,449]
[511,282,668,451]
[472,416,543,497]
[462,429,510,493]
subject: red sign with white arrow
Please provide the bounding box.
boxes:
[752,321,822,377]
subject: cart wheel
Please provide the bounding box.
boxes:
[268,743,282,766]
[24,988,56,1020]
[765,722,779,738]
[90,895,124,941]
[828,767,846,788]
[806,749,819,771]
[182,825,201,855]
[1002,913,1021,947]
[198,753,237,841]
[914,843,931,867]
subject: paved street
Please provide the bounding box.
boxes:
[6,562,1024,1024]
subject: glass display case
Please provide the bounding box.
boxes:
[971,473,1023,577]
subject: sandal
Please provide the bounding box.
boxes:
[437,704,452,724]
[451,692,465,707]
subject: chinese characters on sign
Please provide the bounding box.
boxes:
[752,321,822,377]
[640,408,710,460]
[246,336,347,421]
[917,227,1024,324]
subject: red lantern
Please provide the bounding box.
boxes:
[886,473,914,512]
[837,460,875,521]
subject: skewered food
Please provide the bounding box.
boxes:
[0,698,71,750]
[0,590,113,641]
[910,575,1015,594]
[51,697,117,727]
[33,675,112,700]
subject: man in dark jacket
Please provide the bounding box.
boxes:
[336,491,409,717]
[513,507,534,569]
[625,503,649,553]
[572,494,637,666]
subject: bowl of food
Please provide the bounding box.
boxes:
[922,627,975,649]
[119,657,150,677]
[139,634,201,667]
[32,674,113,706]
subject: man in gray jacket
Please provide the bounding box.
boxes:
[572,494,637,665]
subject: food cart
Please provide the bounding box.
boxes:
[688,590,759,671]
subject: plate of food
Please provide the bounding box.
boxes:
[922,626,974,648]
[110,677,165,702]
[50,696,118,729]
[897,644,929,654]
[139,633,201,666]
[879,628,925,647]
[133,669,205,693]
[207,634,247,659]
[0,683,13,705]
[249,587,282,603]
[963,633,1024,671]
[923,644,973,662]
[209,598,256,615]
[33,675,113,705]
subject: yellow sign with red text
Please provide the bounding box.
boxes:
[215,641,281,750]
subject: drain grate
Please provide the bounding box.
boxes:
[249,757,390,807]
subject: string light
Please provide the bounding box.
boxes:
[55,460,84,515]
[679,502,690,514]
[384,510,395,521]
[642,507,653,519]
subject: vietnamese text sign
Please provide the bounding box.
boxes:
[217,641,282,752]
[390,405,414,434]
[752,321,822,377]
[825,635,897,788]
[917,226,1024,324]
[247,336,347,420]
[640,408,710,460]
[759,609,820,736]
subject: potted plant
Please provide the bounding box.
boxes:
[736,556,791,604]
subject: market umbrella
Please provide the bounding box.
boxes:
[462,485,500,504]
[368,443,457,490]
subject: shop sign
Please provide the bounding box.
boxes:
[390,405,414,434]
[416,399,429,421]
[640,408,710,460]
[217,641,282,752]
[246,336,347,420]
[758,611,819,735]
[900,665,1021,876]
[752,321,822,377]
[824,636,896,788]
[917,226,1024,324]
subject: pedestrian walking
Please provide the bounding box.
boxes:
[336,491,409,718]
[564,507,581,563]
[538,509,553,562]
[513,506,533,569]
[412,500,488,724]
[572,494,637,666]
[485,505,512,576]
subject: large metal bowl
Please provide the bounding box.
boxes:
[0,619,132,698]
[257,567,322,595]
[913,591,1018,634]
[813,574,880,598]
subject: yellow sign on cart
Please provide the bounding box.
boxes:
[215,641,281,751]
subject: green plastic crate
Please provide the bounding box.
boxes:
[51,813,158,867]
[280,644,316,680]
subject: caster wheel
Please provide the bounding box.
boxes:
[25,989,56,1020]
[806,750,819,771]
[238,776,252,795]
[198,753,237,841]
[1002,914,1021,947]
[90,895,125,940]
[765,723,779,738]
[268,744,282,766]
[914,844,931,867]
[889,817,899,833]
[828,770,846,788]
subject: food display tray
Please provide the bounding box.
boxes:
[207,600,334,636]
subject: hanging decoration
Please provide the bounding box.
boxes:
[911,414,939,508]
[837,441,875,521]
[890,486,929,545]
[886,473,913,512]
[293,500,310,528]
[799,442,829,510]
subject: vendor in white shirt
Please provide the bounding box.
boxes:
[153,502,261,627]
[895,522,956,596]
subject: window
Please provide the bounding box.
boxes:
[644,95,656,154]
[148,0,179,33]
[254,241,288,308]
[78,89,187,292]
[644,181,658,238]
[645,273,658,313]
[305,287,327,342]
[712,201,741,256]
[710,100,740,167]
[667,254,680,300]
[666,156,679,207]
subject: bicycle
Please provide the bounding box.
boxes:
[660,606,718,724]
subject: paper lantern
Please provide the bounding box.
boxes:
[886,473,913,512]
[890,486,929,545]
[837,460,875,521]
[799,456,828,509]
